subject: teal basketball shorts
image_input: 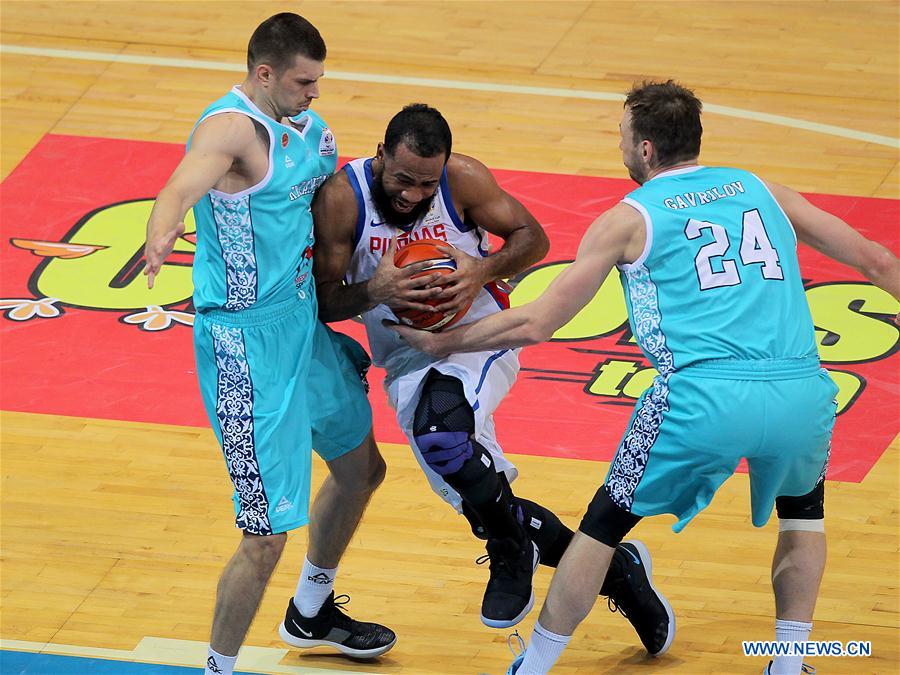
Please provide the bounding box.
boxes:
[194,297,372,536]
[603,356,838,532]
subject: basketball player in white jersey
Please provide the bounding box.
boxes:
[312,104,674,651]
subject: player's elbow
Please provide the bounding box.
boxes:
[861,243,899,288]
[533,227,550,262]
[524,318,555,346]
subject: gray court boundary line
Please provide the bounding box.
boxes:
[3,43,898,149]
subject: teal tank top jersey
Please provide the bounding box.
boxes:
[189,86,337,312]
[188,88,346,535]
[619,165,817,375]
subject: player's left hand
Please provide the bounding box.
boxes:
[431,245,489,314]
[383,320,450,357]
[143,221,186,289]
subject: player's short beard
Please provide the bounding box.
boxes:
[370,170,435,228]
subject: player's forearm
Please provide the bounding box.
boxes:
[316,280,377,323]
[480,226,549,282]
[146,187,193,242]
[433,305,549,356]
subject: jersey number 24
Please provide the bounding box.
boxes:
[685,209,784,290]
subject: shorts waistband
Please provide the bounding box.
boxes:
[199,294,312,327]
[680,355,822,380]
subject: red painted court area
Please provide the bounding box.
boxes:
[1,135,897,481]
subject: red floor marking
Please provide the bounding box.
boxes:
[1,135,897,482]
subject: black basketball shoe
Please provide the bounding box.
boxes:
[599,540,675,656]
[479,536,540,628]
[279,592,396,659]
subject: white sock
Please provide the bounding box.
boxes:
[518,620,571,674]
[294,556,337,618]
[205,647,237,675]
[770,619,812,675]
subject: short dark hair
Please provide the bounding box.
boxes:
[384,104,453,161]
[625,81,702,166]
[247,13,326,73]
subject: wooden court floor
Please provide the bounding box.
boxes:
[1,2,898,673]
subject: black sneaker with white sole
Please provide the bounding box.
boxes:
[479,536,540,628]
[279,592,396,659]
[600,539,675,656]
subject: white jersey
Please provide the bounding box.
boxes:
[343,157,511,383]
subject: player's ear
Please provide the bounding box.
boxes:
[255,63,275,86]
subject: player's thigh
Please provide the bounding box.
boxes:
[610,375,755,528]
[194,311,315,534]
[309,322,373,462]
[747,370,838,522]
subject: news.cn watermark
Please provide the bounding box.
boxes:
[743,641,872,658]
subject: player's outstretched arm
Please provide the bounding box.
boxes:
[432,155,550,315]
[394,202,643,356]
[312,174,441,322]
[143,115,251,288]
[766,180,899,300]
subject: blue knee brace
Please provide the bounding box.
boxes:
[414,430,474,476]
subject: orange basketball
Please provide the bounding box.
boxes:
[393,238,471,332]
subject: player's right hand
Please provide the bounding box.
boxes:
[367,237,443,312]
[143,221,186,289]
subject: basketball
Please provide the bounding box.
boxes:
[393,238,471,331]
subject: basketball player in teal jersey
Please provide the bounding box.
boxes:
[393,82,900,674]
[143,14,397,675]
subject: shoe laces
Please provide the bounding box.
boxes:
[507,630,526,658]
[477,550,519,581]
[327,594,355,622]
[607,595,629,619]
[479,539,531,580]
[604,571,635,619]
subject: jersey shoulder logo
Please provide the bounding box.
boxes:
[319,128,336,156]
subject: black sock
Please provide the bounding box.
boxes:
[511,496,573,567]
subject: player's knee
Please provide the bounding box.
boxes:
[240,531,287,572]
[776,481,825,531]
[578,486,642,547]
[413,370,476,476]
[328,434,386,495]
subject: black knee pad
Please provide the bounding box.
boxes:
[775,481,825,520]
[578,486,642,547]
[413,370,474,435]
[413,370,476,476]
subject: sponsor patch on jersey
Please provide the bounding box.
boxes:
[281,132,289,148]
[319,128,335,156]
